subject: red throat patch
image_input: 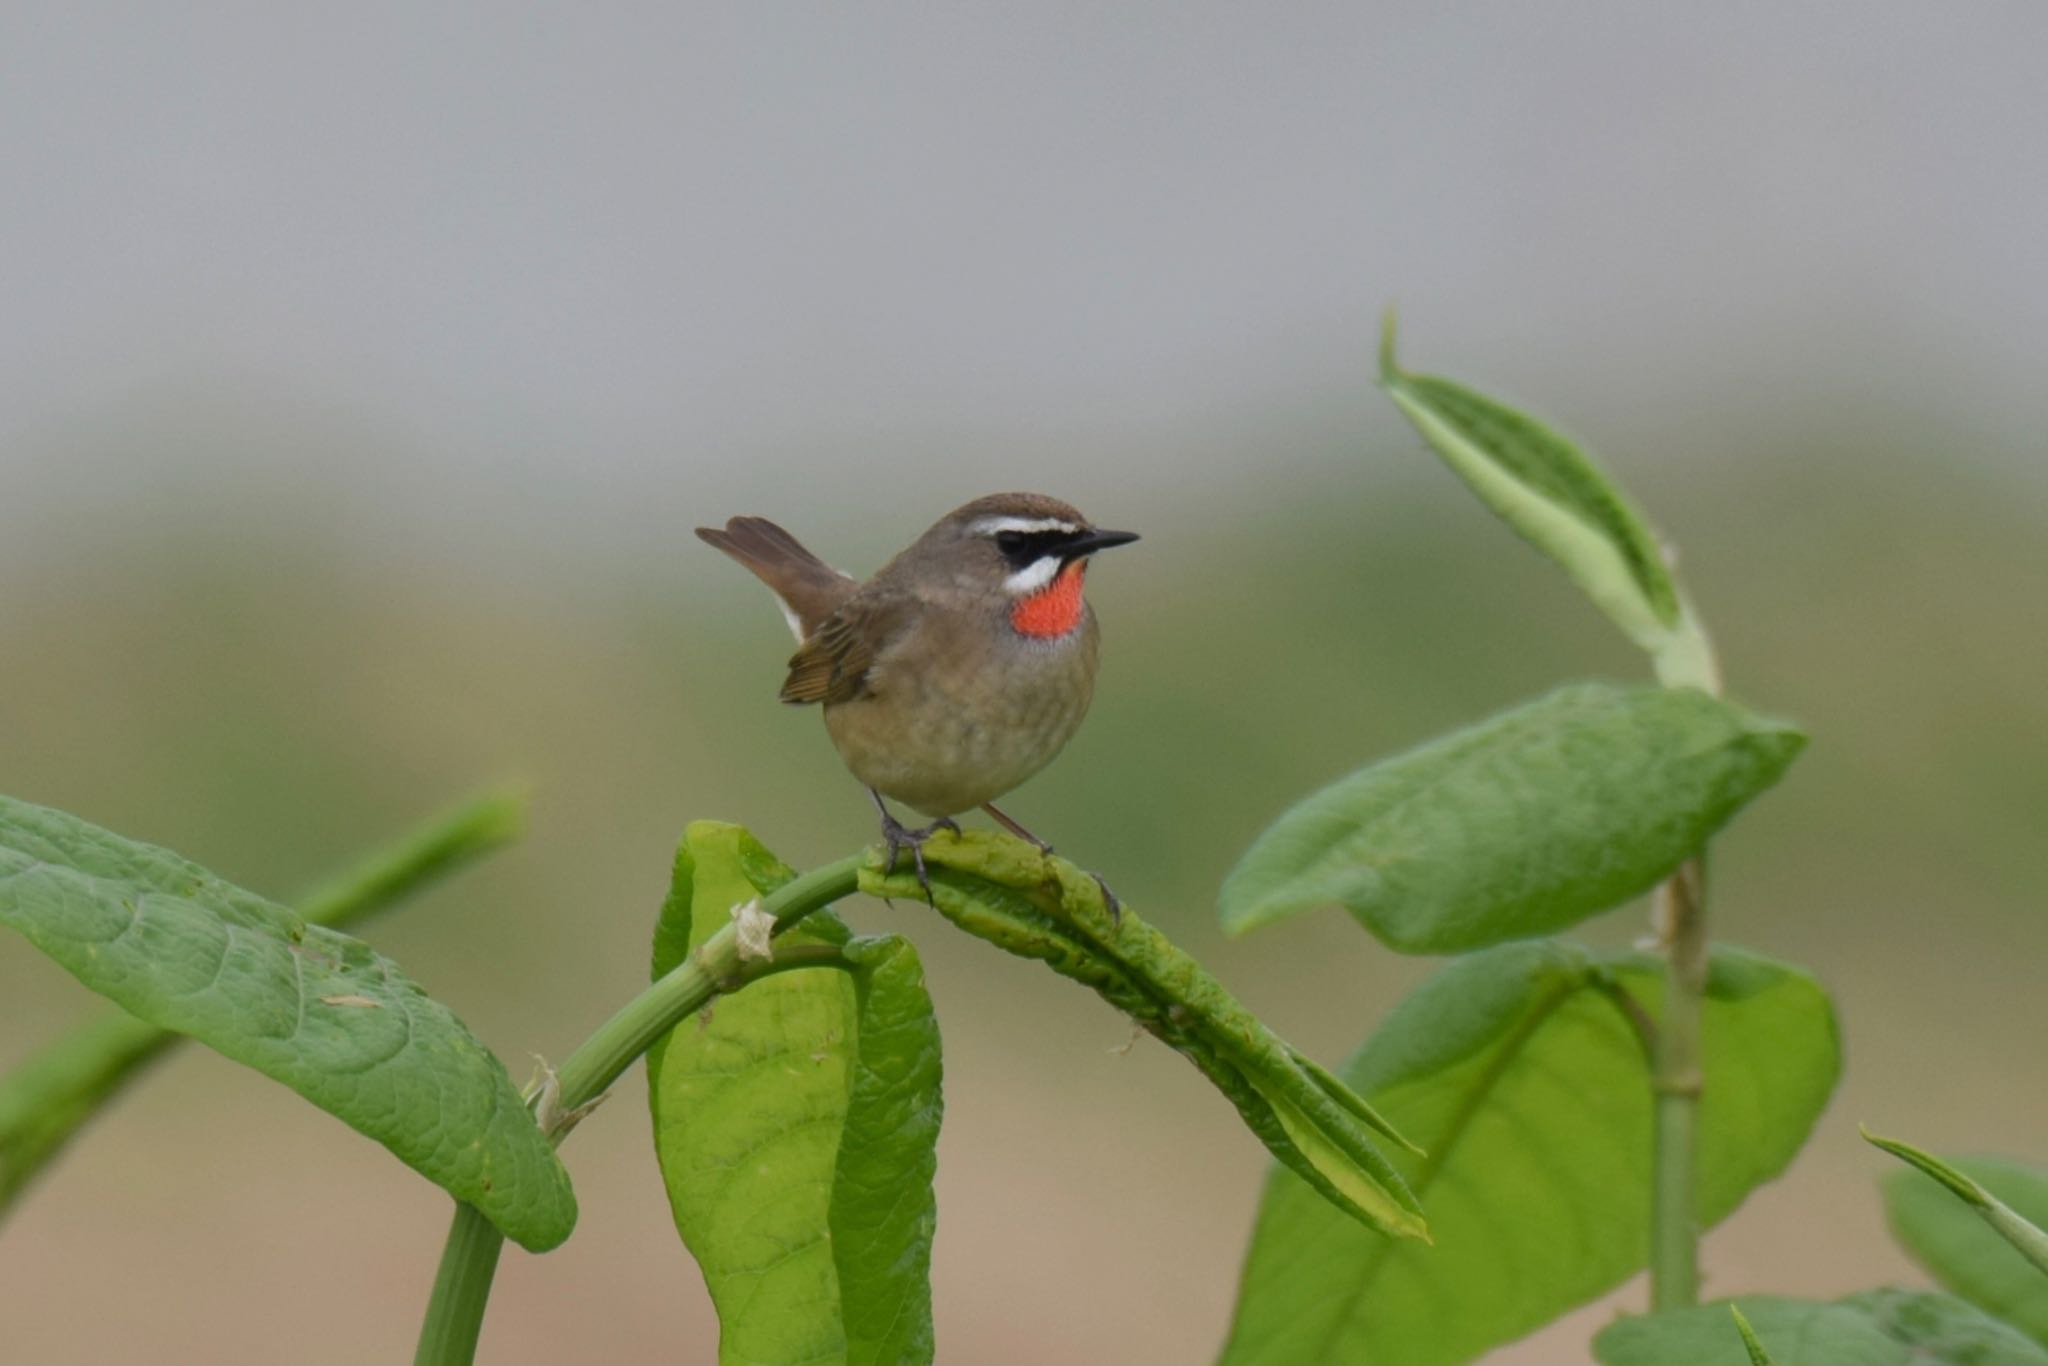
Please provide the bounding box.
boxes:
[1010,561,1087,638]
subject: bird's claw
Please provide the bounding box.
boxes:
[878,811,956,905]
[1023,838,1120,927]
[1011,827,1120,926]
[1093,872,1122,925]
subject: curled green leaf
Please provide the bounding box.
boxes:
[1380,311,1715,688]
[1865,1129,1999,1208]
[861,830,1426,1242]
[1870,1133,2048,1341]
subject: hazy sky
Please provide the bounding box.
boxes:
[4,4,2044,568]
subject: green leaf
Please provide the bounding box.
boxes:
[0,792,573,1251]
[1219,683,1805,948]
[1218,942,1839,1366]
[861,831,1426,1242]
[647,822,943,1366]
[1876,1145,2048,1343]
[830,935,943,1366]
[1843,1290,2048,1364]
[0,787,525,1222]
[1379,311,1714,687]
[1733,1304,1780,1365]
[1595,1292,2048,1365]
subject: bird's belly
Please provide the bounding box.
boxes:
[823,642,1095,817]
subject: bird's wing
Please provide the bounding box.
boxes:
[779,593,913,705]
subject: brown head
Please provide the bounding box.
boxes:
[880,492,1140,638]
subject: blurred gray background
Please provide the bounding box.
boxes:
[4,5,2045,1363]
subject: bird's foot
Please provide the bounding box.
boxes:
[878,811,959,905]
[1006,831,1122,927]
[1004,830,1120,927]
[1016,828,1057,857]
[978,801,1120,924]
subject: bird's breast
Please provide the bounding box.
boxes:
[822,609,1100,817]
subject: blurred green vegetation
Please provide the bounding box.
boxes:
[6,433,2045,1099]
[2,428,2044,1363]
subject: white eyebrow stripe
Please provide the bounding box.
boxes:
[1002,555,1063,596]
[972,516,1080,537]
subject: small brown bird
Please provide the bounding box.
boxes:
[696,492,1138,894]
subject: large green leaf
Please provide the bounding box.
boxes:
[829,935,943,1366]
[647,822,942,1366]
[1595,1291,2048,1365]
[1881,1151,2048,1344]
[0,792,573,1251]
[0,788,524,1221]
[1379,312,1714,688]
[1219,683,1804,948]
[1218,942,1839,1366]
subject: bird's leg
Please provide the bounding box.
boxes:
[980,800,1052,853]
[980,802,1122,922]
[868,789,957,904]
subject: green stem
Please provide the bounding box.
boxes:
[1861,1127,2048,1277]
[1649,606,1719,1312]
[411,852,865,1366]
[413,1203,505,1366]
[295,786,529,929]
[1650,857,1707,1310]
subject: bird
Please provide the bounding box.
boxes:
[696,492,1138,900]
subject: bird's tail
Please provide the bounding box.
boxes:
[694,516,857,640]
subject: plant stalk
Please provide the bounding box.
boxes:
[413,1202,505,1366]
[1649,606,1720,1311]
[295,786,529,928]
[1649,856,1707,1310]
[411,852,866,1366]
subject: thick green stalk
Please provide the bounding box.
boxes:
[1650,609,1719,1310]
[413,1203,505,1366]
[411,852,864,1366]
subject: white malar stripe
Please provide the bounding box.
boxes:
[972,515,1080,538]
[1003,555,1063,596]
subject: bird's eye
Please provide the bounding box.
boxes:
[994,531,1028,556]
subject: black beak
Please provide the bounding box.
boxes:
[1064,528,1140,558]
